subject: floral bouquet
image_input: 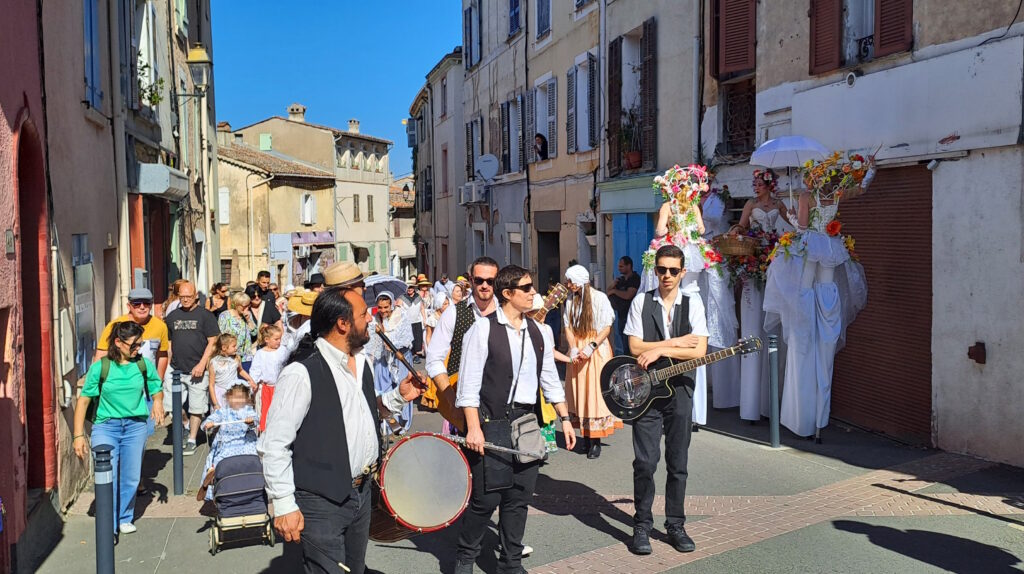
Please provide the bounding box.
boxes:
[768,231,799,262]
[801,152,870,199]
[726,227,779,289]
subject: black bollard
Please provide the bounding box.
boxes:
[93,444,116,574]
[172,370,184,495]
[768,335,781,448]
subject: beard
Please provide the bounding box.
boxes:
[347,325,371,351]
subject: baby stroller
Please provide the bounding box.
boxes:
[208,454,275,555]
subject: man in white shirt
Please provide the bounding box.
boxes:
[424,257,499,429]
[453,265,576,574]
[622,245,708,557]
[259,287,421,574]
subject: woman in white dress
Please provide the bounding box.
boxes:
[729,169,793,422]
[700,184,741,412]
[763,153,874,437]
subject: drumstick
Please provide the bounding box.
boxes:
[377,331,429,390]
[431,432,545,460]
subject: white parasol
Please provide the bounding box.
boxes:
[750,136,830,215]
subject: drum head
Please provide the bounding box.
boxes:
[379,433,471,532]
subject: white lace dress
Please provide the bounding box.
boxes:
[763,201,867,436]
[699,194,741,413]
[738,207,793,421]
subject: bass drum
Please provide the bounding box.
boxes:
[369,433,471,543]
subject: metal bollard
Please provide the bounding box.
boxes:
[768,335,781,448]
[93,444,116,574]
[172,371,184,495]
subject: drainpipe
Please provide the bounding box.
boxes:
[693,0,704,164]
[595,0,608,289]
[200,92,213,292]
[110,0,131,305]
[523,0,532,271]
[425,83,437,275]
[246,172,274,278]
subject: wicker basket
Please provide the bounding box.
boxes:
[714,235,756,257]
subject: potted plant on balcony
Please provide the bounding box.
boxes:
[620,105,642,169]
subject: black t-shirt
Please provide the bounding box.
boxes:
[257,286,275,308]
[165,306,220,371]
[250,303,281,328]
[609,272,641,315]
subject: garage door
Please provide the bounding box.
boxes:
[832,164,933,445]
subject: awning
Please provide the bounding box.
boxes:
[597,173,661,214]
[291,231,335,246]
[137,162,189,202]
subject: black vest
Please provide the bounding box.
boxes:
[640,289,695,388]
[479,314,544,420]
[291,349,382,504]
[446,300,477,377]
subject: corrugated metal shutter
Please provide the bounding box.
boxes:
[832,165,932,444]
[809,0,843,75]
[607,36,623,176]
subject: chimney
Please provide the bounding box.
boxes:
[348,119,360,134]
[215,122,232,146]
[288,103,307,122]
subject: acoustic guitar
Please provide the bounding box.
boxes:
[599,337,762,421]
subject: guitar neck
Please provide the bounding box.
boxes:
[655,346,737,381]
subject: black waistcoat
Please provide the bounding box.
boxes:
[479,314,544,420]
[640,289,695,388]
[447,300,477,377]
[291,349,382,504]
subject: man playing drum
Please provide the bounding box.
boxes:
[259,287,422,574]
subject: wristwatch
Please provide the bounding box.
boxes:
[589,342,598,350]
[559,415,571,423]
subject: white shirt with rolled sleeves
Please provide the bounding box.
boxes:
[454,307,566,409]
[425,296,488,380]
[258,338,409,517]
[623,288,710,341]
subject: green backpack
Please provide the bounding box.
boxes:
[85,357,150,423]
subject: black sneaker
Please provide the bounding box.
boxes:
[183,441,197,456]
[453,560,474,574]
[667,525,696,553]
[631,527,652,555]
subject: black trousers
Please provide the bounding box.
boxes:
[294,483,372,574]
[632,385,693,531]
[411,322,424,355]
[457,450,539,573]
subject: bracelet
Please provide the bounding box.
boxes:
[73,434,87,440]
[559,415,571,423]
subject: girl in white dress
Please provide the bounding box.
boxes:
[729,169,793,422]
[764,153,874,437]
[208,333,256,411]
[250,324,290,431]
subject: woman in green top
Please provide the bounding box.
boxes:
[73,321,165,535]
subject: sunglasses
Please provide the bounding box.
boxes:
[510,282,535,293]
[129,300,152,308]
[655,266,682,277]
[472,277,495,286]
[118,339,142,351]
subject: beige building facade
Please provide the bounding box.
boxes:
[389,175,417,280]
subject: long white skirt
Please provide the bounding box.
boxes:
[701,270,740,409]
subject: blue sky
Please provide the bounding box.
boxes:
[211,1,461,177]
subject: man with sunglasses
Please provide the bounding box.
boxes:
[622,245,709,556]
[95,288,169,381]
[425,257,499,429]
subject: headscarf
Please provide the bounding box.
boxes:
[565,264,590,287]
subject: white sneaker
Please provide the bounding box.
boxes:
[119,523,137,534]
[523,545,533,557]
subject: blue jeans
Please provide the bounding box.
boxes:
[91,417,149,531]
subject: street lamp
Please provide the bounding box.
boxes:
[186,44,212,95]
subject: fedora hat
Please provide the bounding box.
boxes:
[288,289,319,316]
[323,262,364,288]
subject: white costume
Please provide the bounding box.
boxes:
[700,193,741,413]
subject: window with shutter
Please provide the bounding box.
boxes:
[566,66,578,154]
[441,77,448,117]
[380,242,388,271]
[259,133,272,151]
[406,117,417,148]
[84,0,103,108]
[473,2,482,66]
[640,18,657,171]
[546,78,558,159]
[509,0,521,36]
[537,0,551,37]
[809,0,843,74]
[607,37,623,177]
[463,8,473,69]
[425,166,433,204]
[354,194,361,222]
[525,89,537,163]
[587,52,599,148]
[874,0,912,57]
[466,122,475,179]
[501,102,511,172]
[368,195,375,222]
[476,118,484,167]
[368,243,376,271]
[718,0,756,76]
[515,94,525,170]
[218,187,230,225]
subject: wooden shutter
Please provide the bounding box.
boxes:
[832,165,932,444]
[474,2,483,66]
[463,7,473,69]
[516,94,525,169]
[640,17,657,171]
[353,194,360,222]
[719,0,756,75]
[501,101,511,173]
[547,78,558,159]
[874,0,912,57]
[466,121,474,178]
[710,0,721,79]
[566,66,577,154]
[587,52,599,148]
[368,195,374,222]
[525,89,537,163]
[809,0,843,74]
[476,118,484,166]
[607,36,623,177]
[218,187,230,225]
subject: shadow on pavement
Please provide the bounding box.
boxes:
[833,519,1023,573]
[533,473,633,544]
[133,448,171,519]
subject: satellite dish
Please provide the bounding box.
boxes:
[476,154,499,181]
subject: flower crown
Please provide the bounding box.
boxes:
[801,152,869,197]
[753,169,777,189]
[652,164,710,205]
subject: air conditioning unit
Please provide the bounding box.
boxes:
[458,181,490,206]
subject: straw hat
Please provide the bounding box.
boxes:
[323,262,364,288]
[288,289,319,316]
[415,273,431,287]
